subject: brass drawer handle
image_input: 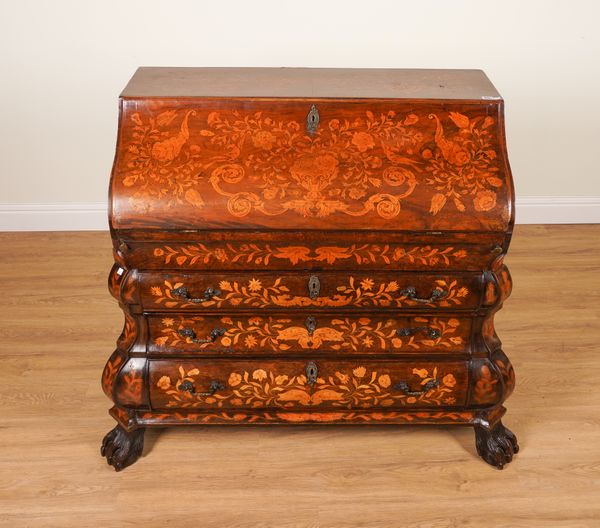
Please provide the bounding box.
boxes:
[306,104,319,135]
[170,285,220,303]
[393,379,439,396]
[178,380,225,397]
[396,326,441,339]
[308,275,320,300]
[401,286,447,304]
[177,327,226,344]
[305,361,318,385]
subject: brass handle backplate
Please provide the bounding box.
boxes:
[400,286,447,304]
[177,327,226,344]
[170,286,220,303]
[178,380,225,397]
[396,326,441,339]
[393,379,439,396]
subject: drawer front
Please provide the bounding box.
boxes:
[139,271,482,312]
[121,231,505,272]
[149,359,468,410]
[111,99,512,233]
[148,314,472,356]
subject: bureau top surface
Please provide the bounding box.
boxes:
[121,67,502,101]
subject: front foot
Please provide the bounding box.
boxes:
[101,424,145,471]
[474,420,519,469]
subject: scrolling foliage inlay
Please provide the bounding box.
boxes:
[150,277,469,309]
[119,107,502,219]
[155,315,464,352]
[152,243,468,268]
[156,365,458,409]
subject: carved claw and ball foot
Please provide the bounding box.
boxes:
[101,424,145,471]
[474,420,519,469]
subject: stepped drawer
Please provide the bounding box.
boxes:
[148,314,472,356]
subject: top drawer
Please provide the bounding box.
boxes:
[117,231,505,272]
[110,98,513,233]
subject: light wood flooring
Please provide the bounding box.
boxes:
[0,225,599,527]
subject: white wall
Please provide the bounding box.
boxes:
[1,0,599,229]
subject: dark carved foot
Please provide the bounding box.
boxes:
[474,420,519,469]
[101,424,145,471]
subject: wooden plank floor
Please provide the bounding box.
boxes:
[0,225,599,527]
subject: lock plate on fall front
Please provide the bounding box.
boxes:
[306,104,319,135]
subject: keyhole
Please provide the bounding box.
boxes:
[305,316,317,336]
[306,105,319,134]
[305,361,318,385]
[308,275,320,300]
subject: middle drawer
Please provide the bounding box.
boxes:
[139,271,482,312]
[148,313,472,357]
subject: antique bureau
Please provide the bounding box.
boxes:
[101,67,518,471]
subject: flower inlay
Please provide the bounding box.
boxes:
[118,108,502,220]
[150,277,469,309]
[155,316,464,352]
[155,366,458,409]
[152,243,468,267]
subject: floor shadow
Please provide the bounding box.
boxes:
[136,420,527,464]
[141,427,163,457]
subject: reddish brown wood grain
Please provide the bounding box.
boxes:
[136,270,482,312]
[120,231,505,271]
[102,68,517,470]
[110,99,512,232]
[121,67,502,100]
[146,313,473,357]
[148,359,469,411]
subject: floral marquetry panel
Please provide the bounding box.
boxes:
[470,359,503,406]
[113,358,147,408]
[102,349,126,399]
[121,231,507,272]
[110,99,512,232]
[149,360,468,411]
[138,272,482,312]
[144,242,476,271]
[147,314,472,356]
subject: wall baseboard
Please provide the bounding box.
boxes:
[0,197,599,231]
[515,196,600,224]
[0,202,109,231]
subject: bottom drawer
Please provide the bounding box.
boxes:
[150,359,468,410]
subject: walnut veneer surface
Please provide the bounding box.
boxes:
[103,67,517,470]
[121,67,502,99]
[1,227,599,526]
